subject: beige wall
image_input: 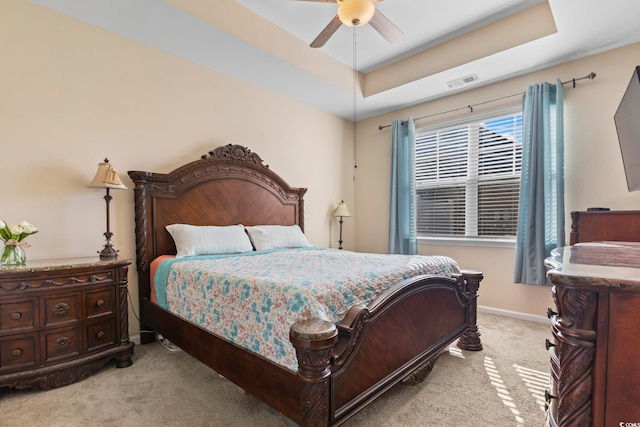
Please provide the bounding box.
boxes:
[1,1,353,336]
[355,42,640,318]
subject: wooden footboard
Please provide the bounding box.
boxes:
[140,270,482,426]
[290,270,483,426]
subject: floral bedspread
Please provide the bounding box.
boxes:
[154,247,460,371]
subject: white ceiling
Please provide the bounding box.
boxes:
[30,0,640,121]
[236,0,543,72]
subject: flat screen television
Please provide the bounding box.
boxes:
[615,65,640,192]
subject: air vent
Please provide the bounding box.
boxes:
[447,74,478,89]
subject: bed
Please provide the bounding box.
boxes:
[128,144,483,426]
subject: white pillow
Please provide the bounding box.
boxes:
[245,225,311,251]
[166,224,254,257]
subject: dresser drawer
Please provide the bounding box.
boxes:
[42,326,82,364]
[86,318,116,352]
[85,287,115,319]
[0,299,37,335]
[43,293,80,328]
[0,334,37,373]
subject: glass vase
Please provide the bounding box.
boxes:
[1,243,26,267]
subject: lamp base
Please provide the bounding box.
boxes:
[98,229,118,260]
[98,244,119,260]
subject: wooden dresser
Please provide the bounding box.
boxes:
[545,209,640,426]
[570,209,640,244]
[0,258,134,390]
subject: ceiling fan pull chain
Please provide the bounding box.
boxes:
[353,26,358,175]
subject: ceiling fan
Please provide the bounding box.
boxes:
[295,0,404,48]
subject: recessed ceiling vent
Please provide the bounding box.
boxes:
[447,74,478,89]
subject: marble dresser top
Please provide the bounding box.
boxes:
[546,242,640,289]
[0,257,131,275]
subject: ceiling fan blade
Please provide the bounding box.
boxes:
[310,16,342,48]
[369,9,403,44]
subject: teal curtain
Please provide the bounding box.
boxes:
[389,117,417,255]
[514,79,565,285]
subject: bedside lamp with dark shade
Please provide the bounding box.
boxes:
[88,158,127,260]
[332,200,351,250]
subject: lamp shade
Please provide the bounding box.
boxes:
[338,0,375,27]
[333,201,352,218]
[88,159,127,190]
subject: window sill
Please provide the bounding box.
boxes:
[418,236,516,248]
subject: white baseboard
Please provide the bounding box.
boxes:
[130,334,141,345]
[478,305,550,324]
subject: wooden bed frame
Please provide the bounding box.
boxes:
[128,144,483,426]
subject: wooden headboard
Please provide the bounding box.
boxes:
[128,144,306,289]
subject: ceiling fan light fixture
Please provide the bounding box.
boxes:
[338,0,375,27]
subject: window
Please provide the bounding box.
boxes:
[415,109,522,241]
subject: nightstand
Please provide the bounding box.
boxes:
[0,257,134,390]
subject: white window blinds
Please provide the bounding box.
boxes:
[416,110,522,239]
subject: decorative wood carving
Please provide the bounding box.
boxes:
[205,144,266,166]
[552,286,596,427]
[132,182,150,272]
[1,350,131,390]
[401,355,440,386]
[55,336,72,352]
[52,302,70,317]
[0,272,111,291]
[290,319,338,427]
[569,211,579,245]
[555,286,596,330]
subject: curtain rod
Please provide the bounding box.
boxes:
[377,72,597,131]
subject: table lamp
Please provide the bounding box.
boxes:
[88,158,127,260]
[332,200,351,250]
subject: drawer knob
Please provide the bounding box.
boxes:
[12,349,23,357]
[10,312,22,321]
[97,331,105,339]
[53,302,70,317]
[55,336,71,352]
[545,338,555,350]
[96,299,105,307]
[545,390,557,403]
[547,307,558,319]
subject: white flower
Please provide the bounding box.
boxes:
[0,218,38,242]
[20,221,37,234]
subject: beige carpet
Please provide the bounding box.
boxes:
[0,312,550,426]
